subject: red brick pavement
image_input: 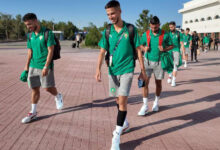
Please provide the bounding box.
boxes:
[0,48,220,150]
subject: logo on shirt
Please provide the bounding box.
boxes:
[39,36,43,40]
[124,33,128,39]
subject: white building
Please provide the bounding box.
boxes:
[179,0,220,37]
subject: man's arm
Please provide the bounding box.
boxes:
[42,45,54,76]
[95,48,106,82]
[136,46,147,80]
[24,49,32,71]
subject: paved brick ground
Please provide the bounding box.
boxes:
[0,47,220,150]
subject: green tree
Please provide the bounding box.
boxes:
[161,22,170,32]
[99,21,108,32]
[85,23,101,47]
[0,13,14,40]
[136,9,153,35]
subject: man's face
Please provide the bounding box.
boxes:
[150,24,160,33]
[186,30,190,34]
[169,24,175,32]
[106,7,121,24]
[24,19,38,32]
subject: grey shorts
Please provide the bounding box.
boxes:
[173,51,180,66]
[184,47,190,55]
[144,58,164,80]
[109,73,133,97]
[28,67,55,89]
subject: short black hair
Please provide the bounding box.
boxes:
[22,13,37,22]
[181,29,184,32]
[150,16,160,25]
[169,21,176,26]
[105,0,120,9]
[186,28,190,31]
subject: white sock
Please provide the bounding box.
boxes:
[115,125,123,135]
[31,104,37,114]
[123,118,128,126]
[155,96,160,104]
[185,61,187,65]
[143,98,148,105]
[169,74,172,78]
[172,76,176,81]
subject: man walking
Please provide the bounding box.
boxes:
[138,16,173,116]
[95,1,147,150]
[167,21,184,87]
[191,31,199,62]
[21,13,63,124]
[182,28,192,68]
[203,33,210,53]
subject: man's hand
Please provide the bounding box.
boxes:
[95,69,101,82]
[144,46,150,52]
[158,46,164,51]
[42,68,49,77]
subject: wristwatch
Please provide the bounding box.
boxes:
[43,66,48,69]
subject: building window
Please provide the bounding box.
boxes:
[214,15,219,19]
[185,21,188,24]
[195,19,199,22]
[207,16,212,20]
[190,20,193,23]
[201,18,205,21]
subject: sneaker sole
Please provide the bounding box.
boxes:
[138,111,148,116]
[21,115,37,124]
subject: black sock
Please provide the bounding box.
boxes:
[117,110,127,126]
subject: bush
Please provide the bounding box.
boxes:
[85,25,101,47]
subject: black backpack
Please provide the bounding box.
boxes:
[28,28,61,60]
[105,23,137,67]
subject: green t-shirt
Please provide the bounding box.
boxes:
[98,22,141,75]
[203,36,210,44]
[27,26,56,69]
[169,31,183,52]
[182,33,192,48]
[141,29,173,62]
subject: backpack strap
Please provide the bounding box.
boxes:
[105,24,112,52]
[28,32,32,41]
[44,28,50,47]
[146,30,151,47]
[126,23,137,66]
[159,30,165,46]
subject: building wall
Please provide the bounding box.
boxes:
[179,0,220,34]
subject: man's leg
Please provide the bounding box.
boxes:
[195,47,198,61]
[191,48,194,61]
[138,77,150,116]
[42,69,63,110]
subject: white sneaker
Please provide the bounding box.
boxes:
[21,112,37,123]
[167,77,172,84]
[171,80,176,87]
[138,104,148,116]
[112,122,130,135]
[55,93,63,110]
[111,131,120,150]
[152,102,159,112]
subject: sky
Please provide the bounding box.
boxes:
[0,0,191,29]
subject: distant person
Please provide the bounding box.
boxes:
[76,33,81,48]
[95,1,147,150]
[214,37,219,50]
[209,37,213,50]
[138,16,173,116]
[203,33,210,53]
[191,31,199,62]
[167,21,184,87]
[182,28,192,68]
[21,13,63,124]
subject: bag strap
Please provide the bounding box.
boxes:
[112,32,125,55]
[105,24,112,52]
[44,28,50,47]
[159,30,165,46]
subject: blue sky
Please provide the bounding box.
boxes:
[1,0,190,29]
